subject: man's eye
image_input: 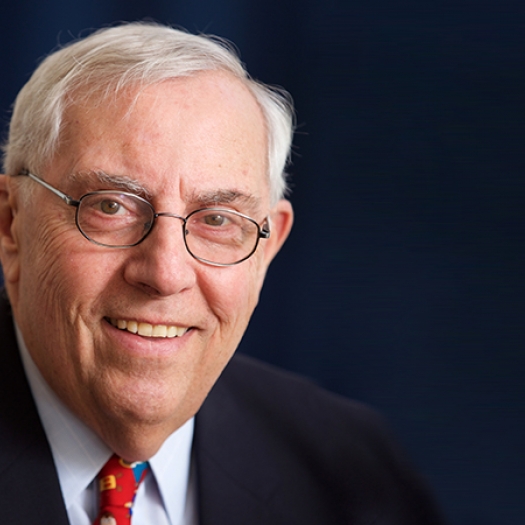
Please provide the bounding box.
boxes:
[204,214,229,226]
[99,200,122,215]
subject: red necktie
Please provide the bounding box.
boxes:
[93,454,149,525]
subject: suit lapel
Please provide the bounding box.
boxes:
[0,297,70,524]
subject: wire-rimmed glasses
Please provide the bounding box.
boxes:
[19,169,270,266]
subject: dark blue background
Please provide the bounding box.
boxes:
[1,2,524,523]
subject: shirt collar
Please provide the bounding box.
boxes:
[15,324,194,524]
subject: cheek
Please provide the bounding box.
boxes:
[199,260,263,334]
[16,212,119,328]
[15,224,124,399]
[22,233,83,303]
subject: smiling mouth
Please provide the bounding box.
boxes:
[108,318,189,338]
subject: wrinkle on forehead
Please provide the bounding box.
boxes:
[55,73,269,213]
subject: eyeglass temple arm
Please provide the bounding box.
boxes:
[19,169,79,206]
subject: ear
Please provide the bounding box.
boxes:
[0,175,21,285]
[261,198,294,268]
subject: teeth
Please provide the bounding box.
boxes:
[138,322,153,337]
[152,325,167,337]
[110,318,187,338]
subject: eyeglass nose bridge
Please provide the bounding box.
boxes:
[149,210,198,242]
[153,211,187,223]
[147,211,189,240]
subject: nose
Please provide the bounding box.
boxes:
[123,215,197,296]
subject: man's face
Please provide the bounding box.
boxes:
[0,71,292,458]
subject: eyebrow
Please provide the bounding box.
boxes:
[186,189,261,211]
[70,170,152,198]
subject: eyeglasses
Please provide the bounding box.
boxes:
[19,169,270,266]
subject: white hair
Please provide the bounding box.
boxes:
[2,22,294,204]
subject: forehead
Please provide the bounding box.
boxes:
[52,71,269,207]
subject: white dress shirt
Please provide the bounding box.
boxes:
[16,326,198,525]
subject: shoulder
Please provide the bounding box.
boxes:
[212,353,411,478]
[197,353,446,525]
[218,352,385,437]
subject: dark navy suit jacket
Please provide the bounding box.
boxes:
[0,298,445,524]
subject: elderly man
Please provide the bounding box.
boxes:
[0,22,444,525]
